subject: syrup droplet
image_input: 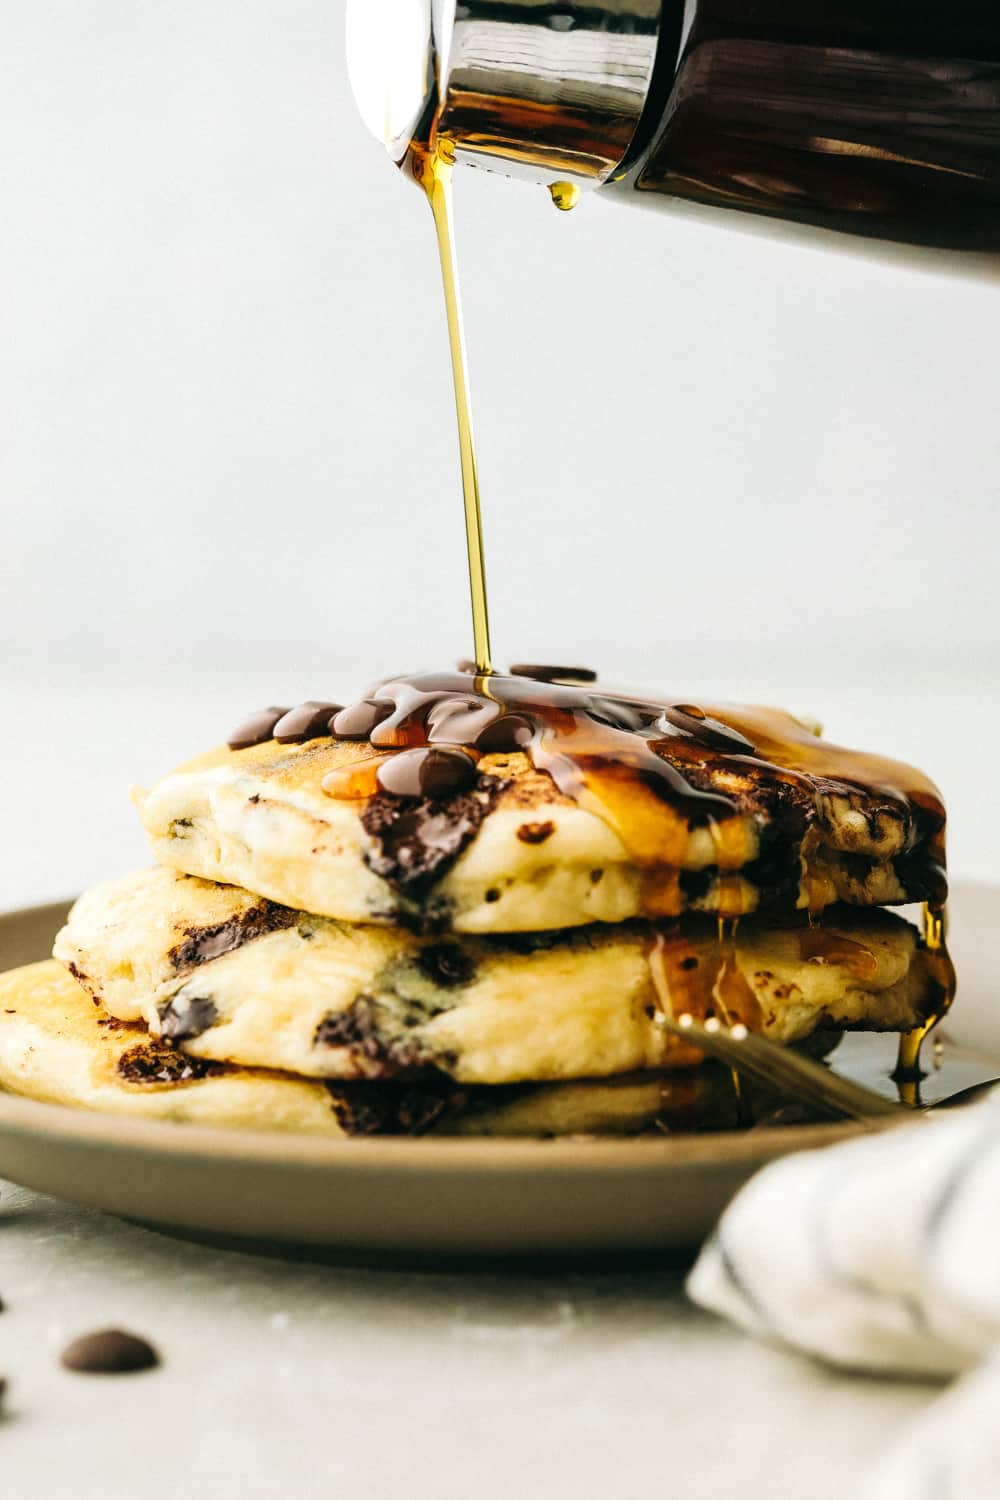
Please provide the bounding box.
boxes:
[548,181,581,212]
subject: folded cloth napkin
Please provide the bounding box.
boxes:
[688,1097,1000,1497]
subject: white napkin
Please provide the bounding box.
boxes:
[688,1098,1000,1497]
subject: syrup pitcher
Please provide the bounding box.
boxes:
[347,0,1000,259]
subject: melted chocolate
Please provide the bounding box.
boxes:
[273,701,342,744]
[157,994,219,1043]
[376,746,477,799]
[415,943,478,988]
[228,706,290,752]
[336,673,945,908]
[332,700,393,740]
[361,772,502,903]
[325,1080,458,1137]
[228,671,948,917]
[314,996,434,1076]
[168,903,297,973]
[117,1042,225,1086]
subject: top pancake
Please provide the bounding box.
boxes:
[136,675,946,933]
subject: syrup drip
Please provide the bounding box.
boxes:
[798,928,880,983]
[548,181,581,212]
[894,900,955,1097]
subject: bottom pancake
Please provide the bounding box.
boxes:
[54,868,946,1086]
[0,961,775,1138]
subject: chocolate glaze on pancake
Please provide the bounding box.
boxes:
[230,670,947,919]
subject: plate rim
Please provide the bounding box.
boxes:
[0,1087,870,1172]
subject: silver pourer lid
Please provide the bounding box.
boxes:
[346,0,663,190]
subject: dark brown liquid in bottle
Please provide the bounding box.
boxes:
[611,1,1000,252]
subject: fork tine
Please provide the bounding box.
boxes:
[658,1012,907,1125]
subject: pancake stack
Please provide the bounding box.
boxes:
[0,668,954,1137]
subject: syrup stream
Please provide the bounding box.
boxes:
[414,144,492,675]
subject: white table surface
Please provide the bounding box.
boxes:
[2,659,987,1499]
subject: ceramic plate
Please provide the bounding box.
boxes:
[0,886,993,1257]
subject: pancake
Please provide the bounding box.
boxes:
[134,673,946,933]
[0,961,346,1134]
[54,868,943,1086]
[0,961,748,1138]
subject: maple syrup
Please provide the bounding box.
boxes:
[548,182,581,213]
[406,141,492,675]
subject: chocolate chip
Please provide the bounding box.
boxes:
[361,775,502,902]
[325,1080,457,1137]
[416,943,477,988]
[168,903,297,973]
[61,1330,159,1375]
[510,664,597,684]
[377,747,477,800]
[516,820,555,845]
[227,706,289,751]
[272,701,342,744]
[658,705,755,755]
[332,700,393,740]
[117,1042,223,1086]
[427,697,501,746]
[157,995,218,1043]
[474,713,534,753]
[314,997,431,1075]
[588,696,658,732]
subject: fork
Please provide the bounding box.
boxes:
[656,1012,918,1129]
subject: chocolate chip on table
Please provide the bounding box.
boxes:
[657,704,756,755]
[61,1329,159,1375]
[376,747,477,800]
[331,700,393,741]
[227,706,290,751]
[474,714,534,753]
[509,664,598,684]
[272,701,342,744]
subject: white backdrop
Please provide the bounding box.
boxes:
[1,0,998,903]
